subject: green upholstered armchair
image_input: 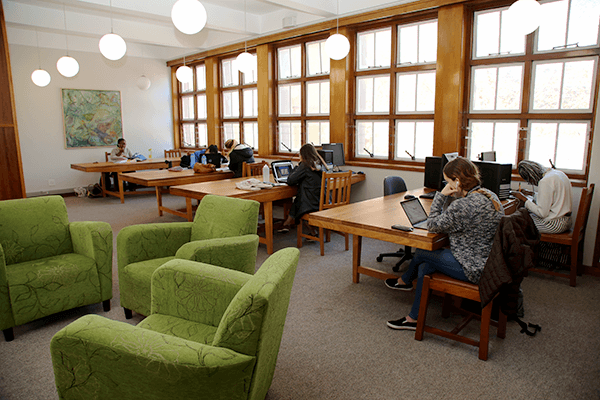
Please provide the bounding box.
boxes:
[0,196,112,342]
[51,247,299,400]
[117,194,260,318]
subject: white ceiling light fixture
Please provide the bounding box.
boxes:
[325,0,350,60]
[56,3,79,77]
[171,0,207,35]
[235,0,256,75]
[176,56,193,83]
[137,48,151,90]
[31,30,51,87]
[99,0,127,60]
[506,0,542,36]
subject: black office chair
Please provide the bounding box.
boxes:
[376,176,413,272]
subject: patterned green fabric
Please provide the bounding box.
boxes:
[0,196,112,332]
[191,195,260,241]
[117,196,260,317]
[51,315,256,400]
[138,314,218,345]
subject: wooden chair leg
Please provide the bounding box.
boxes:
[479,302,492,361]
[497,310,507,339]
[124,308,133,319]
[102,299,111,312]
[297,223,303,249]
[441,293,453,318]
[319,227,325,256]
[570,246,577,287]
[415,276,432,341]
[3,327,14,342]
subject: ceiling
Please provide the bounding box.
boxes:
[3,0,418,61]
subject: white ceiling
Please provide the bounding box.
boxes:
[3,0,418,61]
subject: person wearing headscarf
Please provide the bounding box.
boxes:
[224,139,254,177]
[512,160,572,234]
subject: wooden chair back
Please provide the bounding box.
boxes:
[164,149,182,158]
[105,152,110,161]
[319,171,353,211]
[242,161,268,178]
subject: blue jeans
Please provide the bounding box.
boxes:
[401,248,469,320]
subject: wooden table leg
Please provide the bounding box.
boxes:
[117,173,125,203]
[100,173,107,197]
[185,197,194,221]
[353,235,362,283]
[264,201,274,255]
[156,186,163,216]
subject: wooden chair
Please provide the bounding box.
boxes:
[242,161,268,177]
[164,149,182,158]
[415,272,507,361]
[528,183,595,287]
[105,151,110,161]
[297,171,352,256]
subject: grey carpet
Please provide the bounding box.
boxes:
[1,194,599,399]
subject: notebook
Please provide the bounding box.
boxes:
[272,161,294,183]
[400,197,429,230]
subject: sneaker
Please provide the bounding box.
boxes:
[384,278,413,291]
[386,317,417,331]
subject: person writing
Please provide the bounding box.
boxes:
[278,143,328,234]
[109,138,133,162]
[511,160,572,234]
[385,157,504,330]
[224,139,254,177]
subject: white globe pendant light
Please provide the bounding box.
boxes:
[325,33,350,60]
[136,75,151,90]
[235,52,256,75]
[31,69,51,87]
[171,0,207,35]
[99,33,127,61]
[507,0,542,36]
[57,56,79,77]
[176,65,193,83]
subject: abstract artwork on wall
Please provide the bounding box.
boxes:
[62,89,123,148]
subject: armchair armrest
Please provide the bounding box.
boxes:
[151,260,252,327]
[117,222,193,269]
[0,245,15,331]
[175,234,259,275]
[51,315,255,400]
[70,221,113,301]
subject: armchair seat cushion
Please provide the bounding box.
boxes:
[138,314,218,345]
[7,253,101,326]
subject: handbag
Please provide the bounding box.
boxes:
[193,163,216,174]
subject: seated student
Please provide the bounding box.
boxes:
[278,143,328,234]
[204,144,228,168]
[385,157,504,330]
[511,160,572,234]
[224,139,254,178]
[106,138,134,190]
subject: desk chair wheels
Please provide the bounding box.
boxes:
[377,246,413,272]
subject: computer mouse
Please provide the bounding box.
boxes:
[404,194,415,200]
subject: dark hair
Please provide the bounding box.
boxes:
[117,138,125,145]
[443,156,481,192]
[207,144,219,154]
[299,143,326,171]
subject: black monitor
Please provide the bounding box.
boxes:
[317,149,334,169]
[321,143,345,167]
[442,152,459,167]
[424,156,443,190]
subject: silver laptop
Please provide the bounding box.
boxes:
[272,161,293,183]
[400,197,429,230]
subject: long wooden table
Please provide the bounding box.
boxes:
[119,169,234,218]
[170,172,366,254]
[71,157,180,203]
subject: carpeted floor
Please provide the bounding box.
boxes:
[1,193,599,399]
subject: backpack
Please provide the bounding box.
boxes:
[180,154,191,168]
[87,183,103,198]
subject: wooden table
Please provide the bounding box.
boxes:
[71,158,180,203]
[170,172,366,254]
[119,169,234,218]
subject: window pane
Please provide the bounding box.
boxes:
[278,48,291,79]
[397,74,416,112]
[223,122,240,143]
[357,28,391,70]
[472,68,497,110]
[474,8,525,58]
[416,72,436,111]
[279,85,291,115]
[223,90,239,118]
[472,65,522,111]
[358,31,375,70]
[555,122,588,170]
[355,121,389,157]
[419,21,437,63]
[357,75,390,113]
[196,65,206,91]
[181,77,192,93]
[496,66,522,110]
[469,121,519,165]
[243,88,258,117]
[373,76,390,112]
[528,122,557,168]
[414,121,434,159]
[243,65,257,84]
[197,123,207,147]
[532,62,562,109]
[568,0,600,48]
[538,1,568,52]
[395,121,433,160]
[182,123,195,147]
[291,45,302,78]
[306,81,330,115]
[307,40,329,75]
[398,21,438,64]
[279,121,302,152]
[181,96,193,119]
[536,0,600,51]
[398,25,418,64]
[197,94,207,119]
[222,59,239,87]
[357,77,374,113]
[562,59,595,110]
[291,84,301,114]
[307,121,330,145]
[375,29,391,68]
[243,122,258,150]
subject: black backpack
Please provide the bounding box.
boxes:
[180,154,191,168]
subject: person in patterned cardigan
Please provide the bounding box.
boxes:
[385,157,505,331]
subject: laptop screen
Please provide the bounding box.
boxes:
[273,162,293,182]
[400,197,428,225]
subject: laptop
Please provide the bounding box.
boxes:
[272,161,293,183]
[400,197,429,230]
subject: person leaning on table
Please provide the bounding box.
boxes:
[107,138,135,191]
[385,157,505,330]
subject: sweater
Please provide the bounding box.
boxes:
[525,169,572,221]
[427,187,504,284]
[228,144,255,178]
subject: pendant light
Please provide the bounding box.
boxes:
[57,3,79,78]
[325,0,350,60]
[176,56,193,83]
[31,30,51,87]
[136,47,151,90]
[235,0,257,75]
[171,0,207,35]
[99,0,127,60]
[507,0,542,36]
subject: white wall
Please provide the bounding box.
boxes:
[9,44,174,196]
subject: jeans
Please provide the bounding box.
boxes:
[401,248,469,320]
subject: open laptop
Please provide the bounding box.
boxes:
[272,161,293,183]
[400,197,429,230]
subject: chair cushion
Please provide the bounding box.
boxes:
[138,314,218,345]
[120,256,175,317]
[7,253,100,326]
[191,195,259,241]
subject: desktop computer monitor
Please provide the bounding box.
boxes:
[321,143,345,167]
[473,161,512,200]
[479,151,496,162]
[317,149,334,169]
[424,156,443,190]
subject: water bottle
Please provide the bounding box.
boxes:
[201,154,207,164]
[262,163,270,183]
[148,148,152,159]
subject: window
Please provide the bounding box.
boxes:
[276,39,330,152]
[467,1,599,175]
[220,56,258,150]
[354,19,437,162]
[179,64,207,148]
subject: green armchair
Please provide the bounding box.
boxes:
[51,247,299,400]
[0,196,112,342]
[117,194,260,318]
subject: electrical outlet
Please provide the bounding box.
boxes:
[48,179,55,186]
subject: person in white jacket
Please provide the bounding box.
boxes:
[512,160,572,234]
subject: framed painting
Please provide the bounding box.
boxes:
[62,89,123,148]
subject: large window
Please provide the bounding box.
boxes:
[354,19,437,162]
[179,64,207,148]
[276,39,330,153]
[467,0,599,176]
